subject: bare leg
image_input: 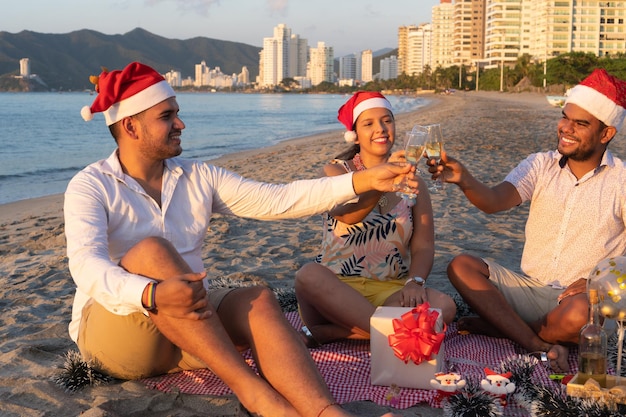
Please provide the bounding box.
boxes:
[121,237,399,417]
[447,254,576,372]
[295,263,375,345]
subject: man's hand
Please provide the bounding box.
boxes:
[557,278,587,303]
[352,162,418,195]
[426,151,465,184]
[150,272,213,320]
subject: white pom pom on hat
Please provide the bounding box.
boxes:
[337,91,393,142]
[80,105,94,121]
[344,131,357,142]
[80,62,175,126]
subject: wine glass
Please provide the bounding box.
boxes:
[423,124,445,192]
[396,127,427,200]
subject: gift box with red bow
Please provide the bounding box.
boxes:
[370,304,446,389]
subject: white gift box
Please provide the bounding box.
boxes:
[370,306,445,389]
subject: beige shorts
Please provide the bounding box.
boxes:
[77,287,235,380]
[484,259,561,323]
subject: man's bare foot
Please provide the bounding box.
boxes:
[456,316,505,338]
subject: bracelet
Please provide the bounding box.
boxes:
[145,282,158,311]
[316,402,339,417]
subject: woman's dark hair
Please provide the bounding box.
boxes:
[335,144,360,160]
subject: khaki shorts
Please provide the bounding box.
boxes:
[484,259,561,323]
[77,287,235,380]
[339,276,406,306]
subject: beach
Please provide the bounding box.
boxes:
[1,91,621,417]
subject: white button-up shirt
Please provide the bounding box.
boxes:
[64,150,358,342]
[505,150,626,287]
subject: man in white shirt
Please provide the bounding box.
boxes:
[66,62,411,417]
[431,68,626,374]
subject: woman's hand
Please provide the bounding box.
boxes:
[400,281,428,307]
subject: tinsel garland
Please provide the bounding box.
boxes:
[52,350,114,392]
[441,354,626,417]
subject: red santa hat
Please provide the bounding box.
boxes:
[80,62,175,126]
[565,68,626,131]
[337,91,393,142]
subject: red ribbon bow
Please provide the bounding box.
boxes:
[387,303,446,365]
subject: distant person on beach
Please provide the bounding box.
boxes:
[64,62,414,417]
[429,68,626,373]
[294,91,456,348]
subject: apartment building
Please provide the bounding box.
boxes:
[361,49,374,82]
[522,0,626,62]
[406,0,626,77]
[259,24,309,87]
[307,42,334,86]
[432,0,455,68]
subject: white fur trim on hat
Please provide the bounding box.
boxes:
[103,80,176,126]
[566,84,626,130]
[352,97,393,124]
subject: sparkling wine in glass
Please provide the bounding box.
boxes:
[423,124,445,192]
[397,129,427,200]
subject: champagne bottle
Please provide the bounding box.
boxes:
[577,288,608,387]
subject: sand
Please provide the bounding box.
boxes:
[2,91,621,417]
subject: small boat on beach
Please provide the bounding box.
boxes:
[546,95,566,107]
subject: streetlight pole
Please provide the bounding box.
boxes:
[500,58,504,92]
[475,62,480,92]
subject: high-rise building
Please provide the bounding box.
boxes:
[195,61,207,87]
[521,0,626,63]
[380,56,399,80]
[484,0,522,67]
[165,70,182,87]
[259,24,308,87]
[453,0,474,66]
[308,42,334,86]
[398,25,418,75]
[238,66,250,85]
[19,58,30,77]
[432,0,455,69]
[361,49,373,82]
[339,54,357,80]
[406,23,433,76]
[289,34,309,78]
[469,0,486,62]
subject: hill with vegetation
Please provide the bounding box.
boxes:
[0,28,261,91]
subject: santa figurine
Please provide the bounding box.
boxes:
[481,368,516,405]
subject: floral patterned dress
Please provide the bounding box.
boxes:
[314,160,414,281]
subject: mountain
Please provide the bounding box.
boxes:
[0,28,261,91]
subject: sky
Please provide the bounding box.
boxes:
[1,0,439,57]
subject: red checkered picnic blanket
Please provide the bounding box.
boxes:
[142,312,573,415]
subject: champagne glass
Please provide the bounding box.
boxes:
[396,128,427,200]
[423,124,445,192]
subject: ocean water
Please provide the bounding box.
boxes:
[0,92,428,205]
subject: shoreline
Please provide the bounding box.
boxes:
[1,90,608,417]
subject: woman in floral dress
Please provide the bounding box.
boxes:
[295,91,456,347]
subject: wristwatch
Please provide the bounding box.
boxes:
[405,276,426,286]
